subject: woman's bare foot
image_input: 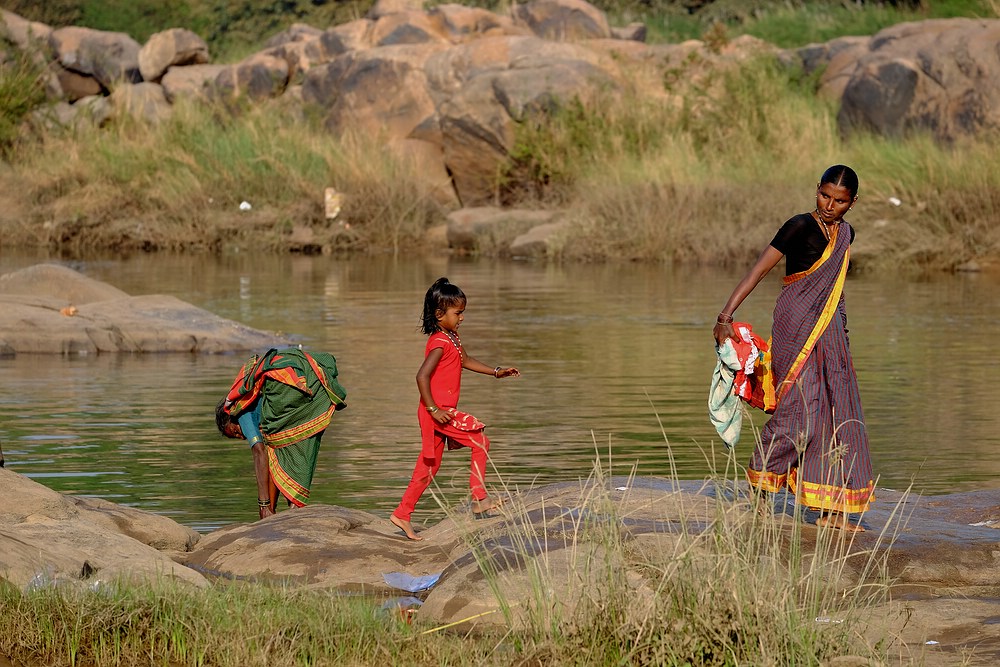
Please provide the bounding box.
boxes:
[390,514,423,541]
[472,496,502,515]
[816,512,865,533]
[753,491,771,517]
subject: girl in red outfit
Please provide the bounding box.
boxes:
[390,277,519,541]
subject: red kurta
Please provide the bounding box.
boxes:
[393,332,490,521]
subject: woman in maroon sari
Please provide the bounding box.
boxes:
[713,165,874,532]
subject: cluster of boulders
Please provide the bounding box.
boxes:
[2,4,999,255]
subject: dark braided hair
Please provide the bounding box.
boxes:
[421,277,466,335]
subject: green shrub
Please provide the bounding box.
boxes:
[0,45,48,158]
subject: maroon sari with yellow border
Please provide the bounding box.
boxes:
[748,222,875,514]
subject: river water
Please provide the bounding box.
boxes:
[0,252,996,533]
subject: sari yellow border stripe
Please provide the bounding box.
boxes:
[782,224,838,286]
[790,469,874,513]
[746,467,789,494]
[264,405,335,448]
[775,229,851,406]
[267,447,310,505]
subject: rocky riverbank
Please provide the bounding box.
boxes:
[4,464,1000,663]
[2,5,1000,268]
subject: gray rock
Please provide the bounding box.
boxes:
[508,219,569,258]
[138,28,210,83]
[161,63,226,103]
[0,264,289,355]
[446,206,559,253]
[48,25,141,88]
[0,467,205,590]
[110,82,172,125]
[513,0,611,41]
[834,19,1000,140]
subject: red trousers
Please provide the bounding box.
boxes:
[393,414,490,521]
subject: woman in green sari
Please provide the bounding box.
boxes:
[216,347,347,520]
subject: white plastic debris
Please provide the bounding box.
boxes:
[926,640,939,645]
[888,196,902,206]
[382,571,442,593]
[615,486,629,491]
[324,187,342,220]
[239,201,252,211]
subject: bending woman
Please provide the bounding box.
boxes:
[713,164,874,532]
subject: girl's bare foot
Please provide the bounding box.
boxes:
[390,514,423,541]
[816,512,865,533]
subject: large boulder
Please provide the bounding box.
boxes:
[445,206,560,253]
[0,264,289,355]
[160,63,226,103]
[427,4,527,43]
[788,18,1000,140]
[109,82,172,125]
[513,0,611,41]
[0,8,52,50]
[51,62,105,101]
[319,19,375,55]
[0,467,205,590]
[211,52,290,102]
[48,25,142,89]
[425,35,618,204]
[303,43,446,138]
[370,10,451,47]
[138,28,210,83]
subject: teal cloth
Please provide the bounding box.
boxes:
[709,340,744,449]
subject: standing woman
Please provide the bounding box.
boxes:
[713,165,874,532]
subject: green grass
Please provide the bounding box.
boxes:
[0,41,48,158]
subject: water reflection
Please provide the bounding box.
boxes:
[0,252,997,532]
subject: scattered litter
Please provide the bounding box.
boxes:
[615,486,629,491]
[59,305,77,317]
[239,201,252,211]
[888,196,902,206]
[324,187,342,220]
[969,520,996,527]
[381,596,422,624]
[926,640,939,645]
[815,617,843,624]
[382,571,442,593]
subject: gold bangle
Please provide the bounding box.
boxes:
[257,498,271,507]
[426,405,438,413]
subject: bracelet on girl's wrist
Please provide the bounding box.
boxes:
[494,366,501,378]
[257,498,271,507]
[426,405,439,413]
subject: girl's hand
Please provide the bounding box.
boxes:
[429,407,452,424]
[713,322,736,348]
[495,367,520,379]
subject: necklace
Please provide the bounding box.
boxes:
[814,210,831,241]
[441,329,463,354]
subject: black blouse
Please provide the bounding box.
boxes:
[770,213,855,275]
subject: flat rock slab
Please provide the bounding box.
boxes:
[0,263,288,354]
[0,468,206,590]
